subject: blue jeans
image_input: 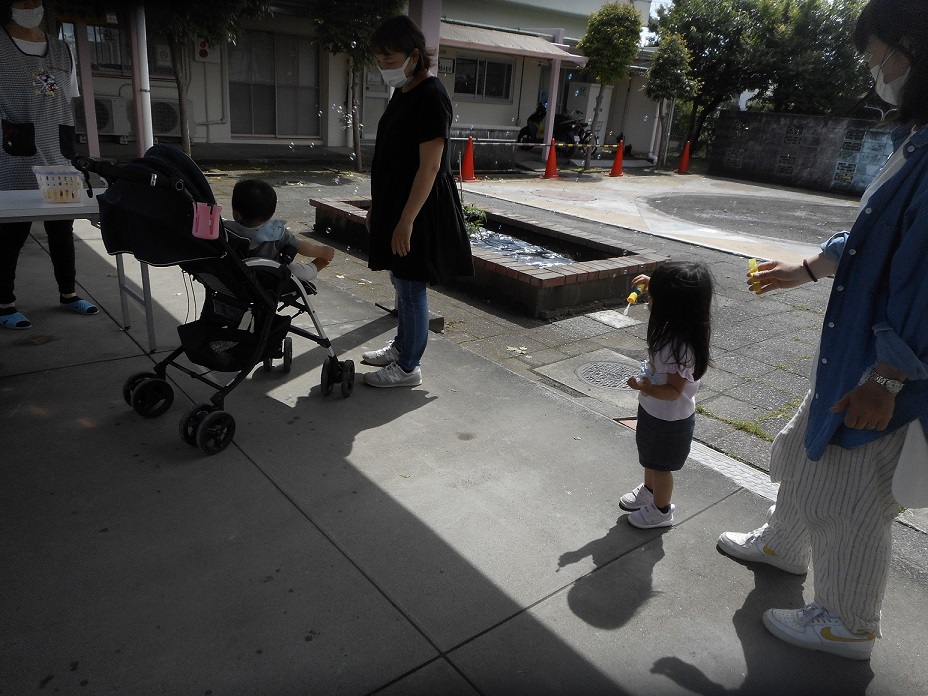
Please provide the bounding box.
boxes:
[390,272,428,370]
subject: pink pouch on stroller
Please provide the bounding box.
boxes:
[192,201,223,239]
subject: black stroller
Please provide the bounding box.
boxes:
[74,145,354,455]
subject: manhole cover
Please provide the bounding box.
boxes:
[575,361,638,389]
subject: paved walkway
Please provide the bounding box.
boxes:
[1,163,926,694]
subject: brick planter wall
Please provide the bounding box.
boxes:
[311,197,668,319]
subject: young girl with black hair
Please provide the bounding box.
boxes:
[620,261,713,529]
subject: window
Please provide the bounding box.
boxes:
[453,57,513,100]
[228,30,320,138]
[60,21,173,79]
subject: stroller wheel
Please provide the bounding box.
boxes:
[123,371,157,405]
[131,378,175,418]
[320,356,335,396]
[340,360,355,398]
[262,357,273,373]
[282,337,293,373]
[196,410,236,455]
[179,402,214,446]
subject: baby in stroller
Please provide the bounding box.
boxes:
[225,178,335,287]
[75,144,355,456]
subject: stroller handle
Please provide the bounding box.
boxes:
[72,156,186,196]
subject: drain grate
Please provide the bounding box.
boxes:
[575,361,638,390]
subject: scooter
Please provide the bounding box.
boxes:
[517,102,592,155]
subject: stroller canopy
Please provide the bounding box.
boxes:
[96,145,226,267]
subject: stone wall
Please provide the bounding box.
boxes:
[709,111,894,196]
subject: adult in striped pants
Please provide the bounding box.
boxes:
[719,0,928,660]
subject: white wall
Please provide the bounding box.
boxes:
[607,74,658,154]
[442,0,652,41]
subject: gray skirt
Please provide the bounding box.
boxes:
[636,404,695,472]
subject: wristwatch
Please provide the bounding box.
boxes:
[867,369,904,394]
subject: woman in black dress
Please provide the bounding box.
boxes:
[361,15,473,388]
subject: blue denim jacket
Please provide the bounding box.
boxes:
[806,124,928,460]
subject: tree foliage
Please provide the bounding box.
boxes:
[645,33,698,166]
[653,0,872,153]
[644,33,698,104]
[748,0,870,115]
[145,0,272,47]
[307,0,407,172]
[577,2,642,86]
[653,0,757,152]
[576,2,641,169]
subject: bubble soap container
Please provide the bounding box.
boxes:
[32,165,84,203]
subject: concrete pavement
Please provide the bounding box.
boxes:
[1,163,927,695]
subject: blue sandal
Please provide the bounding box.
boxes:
[60,298,98,315]
[0,310,32,329]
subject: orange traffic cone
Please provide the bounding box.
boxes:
[677,140,691,174]
[609,139,624,177]
[542,138,559,179]
[460,136,478,182]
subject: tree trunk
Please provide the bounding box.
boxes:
[691,97,723,155]
[351,66,363,173]
[655,99,666,168]
[659,98,676,169]
[684,104,699,149]
[170,41,191,156]
[584,82,605,170]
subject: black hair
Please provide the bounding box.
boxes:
[231,179,276,226]
[854,0,928,124]
[370,15,433,74]
[646,261,713,381]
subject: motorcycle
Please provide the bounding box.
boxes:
[517,102,592,156]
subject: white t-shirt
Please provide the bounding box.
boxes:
[14,36,80,97]
[639,342,700,421]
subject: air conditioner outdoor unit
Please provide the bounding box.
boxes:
[150,98,192,138]
[74,96,132,137]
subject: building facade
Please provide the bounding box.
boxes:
[58,0,659,162]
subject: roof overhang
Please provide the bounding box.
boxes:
[439,21,588,66]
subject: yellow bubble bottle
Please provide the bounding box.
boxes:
[624,284,645,315]
[748,258,763,294]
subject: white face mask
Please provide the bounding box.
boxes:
[378,55,412,89]
[11,5,45,29]
[870,52,910,106]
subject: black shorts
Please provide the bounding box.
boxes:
[636,404,695,472]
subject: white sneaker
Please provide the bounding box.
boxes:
[363,362,422,388]
[717,526,807,575]
[361,342,400,366]
[619,483,654,511]
[763,603,875,660]
[627,501,674,529]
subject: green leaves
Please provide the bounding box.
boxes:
[645,33,698,102]
[576,2,642,85]
[144,0,272,46]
